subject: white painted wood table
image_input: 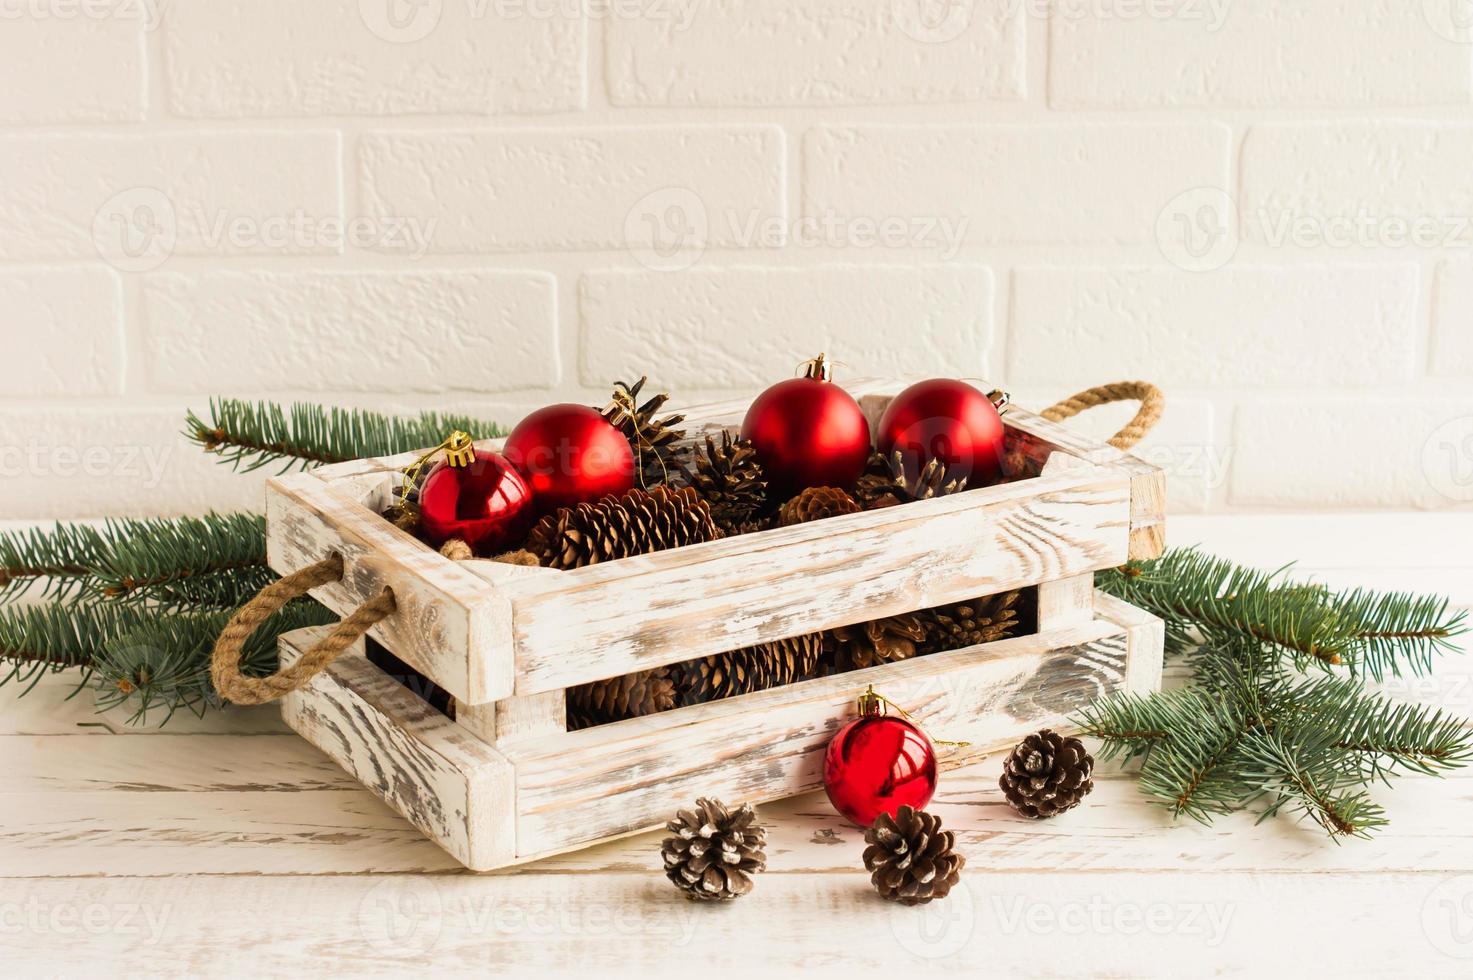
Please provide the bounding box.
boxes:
[3,514,1472,978]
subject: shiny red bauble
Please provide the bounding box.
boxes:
[876,379,1006,488]
[740,355,871,499]
[504,404,636,515]
[419,450,535,554]
[823,700,938,827]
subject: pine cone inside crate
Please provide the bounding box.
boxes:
[662,797,768,901]
[602,376,689,488]
[777,486,862,527]
[854,450,968,510]
[676,633,824,706]
[922,590,1022,653]
[565,666,677,730]
[863,805,966,906]
[688,431,770,535]
[999,729,1095,819]
[824,613,929,672]
[525,486,721,569]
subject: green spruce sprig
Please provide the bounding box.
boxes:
[186,398,508,474]
[1081,549,1472,840]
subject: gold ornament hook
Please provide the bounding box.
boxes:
[801,353,833,382]
[398,430,476,510]
[854,684,971,750]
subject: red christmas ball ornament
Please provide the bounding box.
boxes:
[504,403,636,515]
[876,379,1007,488]
[417,434,535,554]
[823,687,938,827]
[740,354,871,499]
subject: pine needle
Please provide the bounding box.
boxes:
[185,399,508,474]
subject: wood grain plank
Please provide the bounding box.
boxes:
[0,872,1455,977]
[503,619,1134,858]
[279,631,516,871]
[0,672,289,737]
[507,470,1132,693]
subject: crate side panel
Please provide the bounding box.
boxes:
[509,477,1131,693]
[279,628,516,871]
[505,619,1129,858]
[267,474,515,704]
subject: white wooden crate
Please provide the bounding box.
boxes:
[268,381,1167,870]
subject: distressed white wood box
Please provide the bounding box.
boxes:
[268,380,1167,871]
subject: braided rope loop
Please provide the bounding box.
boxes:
[210,554,395,705]
[1040,381,1164,451]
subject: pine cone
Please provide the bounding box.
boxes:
[922,590,1021,652]
[825,613,928,671]
[566,667,676,730]
[676,633,823,706]
[525,486,721,569]
[602,377,688,488]
[863,805,965,906]
[662,797,767,901]
[688,431,770,535]
[778,486,862,527]
[854,451,968,510]
[999,729,1095,819]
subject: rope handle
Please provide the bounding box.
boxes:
[1038,380,1164,451]
[210,554,395,706]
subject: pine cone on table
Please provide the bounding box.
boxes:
[662,797,767,901]
[853,451,968,510]
[602,376,689,488]
[863,805,966,906]
[999,729,1095,819]
[566,667,677,730]
[688,431,770,535]
[676,633,824,706]
[525,486,721,569]
[777,486,862,527]
[922,590,1021,653]
[824,613,929,671]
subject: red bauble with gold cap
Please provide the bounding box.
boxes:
[823,688,939,827]
[875,378,1007,488]
[740,354,871,499]
[417,434,535,555]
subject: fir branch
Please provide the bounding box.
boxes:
[186,399,508,474]
[1134,694,1256,823]
[92,601,336,726]
[1237,730,1388,840]
[83,513,272,610]
[0,602,145,688]
[0,523,105,603]
[1283,676,1473,780]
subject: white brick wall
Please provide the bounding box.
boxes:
[3,3,1471,519]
